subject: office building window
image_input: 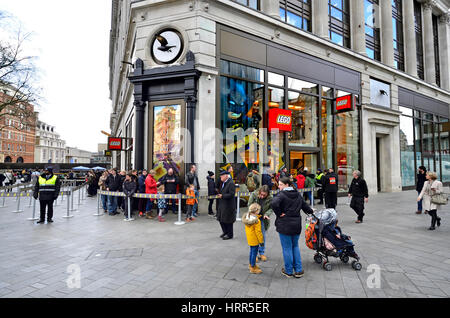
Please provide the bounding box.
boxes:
[392,0,404,71]
[364,0,380,61]
[414,1,424,80]
[432,14,440,87]
[232,0,259,10]
[280,0,312,32]
[328,0,351,48]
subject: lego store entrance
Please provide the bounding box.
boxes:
[289,150,318,177]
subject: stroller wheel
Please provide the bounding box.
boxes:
[323,262,332,271]
[352,261,362,271]
[314,254,322,264]
[340,255,349,264]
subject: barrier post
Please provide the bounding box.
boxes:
[93,192,103,216]
[78,186,81,206]
[70,187,77,212]
[62,191,74,218]
[28,192,33,207]
[1,189,7,208]
[28,198,39,221]
[236,191,241,221]
[124,196,134,222]
[174,193,185,225]
[12,192,24,213]
[311,187,314,209]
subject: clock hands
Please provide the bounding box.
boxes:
[156,34,176,52]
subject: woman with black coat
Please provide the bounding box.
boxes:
[271,177,313,278]
[207,171,216,216]
[416,166,427,214]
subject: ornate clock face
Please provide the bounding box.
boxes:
[151,30,183,64]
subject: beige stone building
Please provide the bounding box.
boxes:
[109,0,450,194]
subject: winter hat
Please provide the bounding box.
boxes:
[219,170,230,176]
[208,171,215,177]
[248,203,261,214]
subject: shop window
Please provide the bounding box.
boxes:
[400,114,415,186]
[392,0,405,71]
[268,72,284,87]
[287,92,318,147]
[364,0,381,61]
[279,0,312,32]
[221,60,264,82]
[321,99,334,169]
[328,0,351,48]
[288,77,318,95]
[336,109,359,191]
[439,118,450,182]
[268,87,284,109]
[322,86,334,99]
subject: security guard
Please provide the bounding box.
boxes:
[315,168,324,204]
[323,168,339,209]
[33,167,61,224]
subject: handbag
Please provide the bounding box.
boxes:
[430,181,448,205]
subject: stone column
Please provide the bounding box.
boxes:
[423,1,436,84]
[313,0,329,38]
[380,0,394,67]
[351,0,366,54]
[260,0,280,19]
[404,0,418,77]
[439,13,450,90]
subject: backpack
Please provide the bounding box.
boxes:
[305,219,318,250]
[247,175,256,192]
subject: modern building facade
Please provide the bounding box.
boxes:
[34,120,67,164]
[109,0,450,194]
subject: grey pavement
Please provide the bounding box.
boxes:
[0,190,449,298]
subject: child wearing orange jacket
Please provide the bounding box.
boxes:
[185,184,197,222]
[242,203,264,274]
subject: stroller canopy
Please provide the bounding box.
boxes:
[314,209,337,226]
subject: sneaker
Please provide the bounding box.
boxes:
[294,270,304,278]
[281,268,293,278]
[158,216,166,222]
[139,211,144,217]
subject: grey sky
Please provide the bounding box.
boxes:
[1,0,112,152]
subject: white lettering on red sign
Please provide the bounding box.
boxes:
[337,100,348,107]
[276,115,291,125]
[110,141,121,146]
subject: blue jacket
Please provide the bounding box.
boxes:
[138,175,146,193]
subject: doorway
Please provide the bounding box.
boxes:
[376,137,381,192]
[289,150,318,177]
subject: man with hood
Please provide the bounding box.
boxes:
[33,167,61,224]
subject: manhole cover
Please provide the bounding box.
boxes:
[86,248,143,260]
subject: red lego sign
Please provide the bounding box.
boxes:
[336,94,355,113]
[268,109,292,133]
[108,137,123,151]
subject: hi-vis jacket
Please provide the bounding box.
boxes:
[33,174,61,201]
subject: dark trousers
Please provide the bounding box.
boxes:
[138,198,147,212]
[40,199,54,221]
[428,209,440,227]
[324,192,337,209]
[208,199,215,214]
[220,222,234,238]
[165,198,177,213]
[317,188,324,203]
[350,196,365,221]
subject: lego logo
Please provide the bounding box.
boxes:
[276,115,291,125]
[110,141,121,146]
[337,100,348,107]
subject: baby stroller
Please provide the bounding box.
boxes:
[305,209,362,271]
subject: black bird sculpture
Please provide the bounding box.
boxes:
[156,34,176,52]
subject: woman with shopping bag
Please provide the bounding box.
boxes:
[417,171,446,230]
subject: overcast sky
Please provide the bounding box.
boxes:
[1,0,112,152]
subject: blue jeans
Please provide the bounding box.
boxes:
[101,194,108,211]
[278,233,302,275]
[146,200,153,212]
[417,190,423,212]
[305,191,313,204]
[192,190,199,216]
[249,245,259,267]
[258,221,266,256]
[107,195,117,214]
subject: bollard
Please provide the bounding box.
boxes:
[236,191,241,221]
[124,196,134,222]
[12,192,24,213]
[174,193,185,225]
[28,192,33,207]
[28,198,39,221]
[69,188,77,212]
[93,192,103,216]
[1,191,8,208]
[311,188,314,209]
[62,191,74,218]
[78,186,81,206]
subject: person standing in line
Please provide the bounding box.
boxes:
[323,168,339,209]
[247,185,273,262]
[123,173,137,220]
[315,169,324,205]
[159,168,179,215]
[145,170,158,219]
[185,184,197,222]
[207,171,216,216]
[242,203,264,274]
[106,169,121,215]
[117,170,127,212]
[216,170,236,240]
[416,166,427,214]
[185,164,200,217]
[156,184,167,222]
[137,170,148,217]
[33,167,61,224]
[98,171,109,213]
[348,170,369,224]
[417,171,444,230]
[271,177,313,278]
[304,168,315,205]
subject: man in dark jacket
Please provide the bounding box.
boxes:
[160,168,179,214]
[348,170,369,223]
[315,169,324,204]
[216,171,236,240]
[207,171,216,216]
[323,168,339,209]
[271,177,313,278]
[416,166,427,214]
[137,170,147,216]
[106,169,121,215]
[33,167,61,224]
[123,173,137,219]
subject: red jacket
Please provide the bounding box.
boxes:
[145,175,158,201]
[296,174,305,189]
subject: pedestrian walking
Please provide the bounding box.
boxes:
[33,167,61,224]
[348,170,369,223]
[185,184,197,222]
[138,170,148,217]
[185,164,200,217]
[216,170,236,240]
[323,168,339,209]
[416,166,427,214]
[145,170,158,219]
[271,177,313,278]
[123,173,137,220]
[417,171,444,230]
[159,168,179,215]
[242,203,264,274]
[207,171,216,216]
[247,185,273,262]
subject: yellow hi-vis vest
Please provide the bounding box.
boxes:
[38,175,57,192]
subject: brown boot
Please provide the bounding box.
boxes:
[416,211,422,214]
[145,212,154,219]
[249,265,262,274]
[259,255,268,262]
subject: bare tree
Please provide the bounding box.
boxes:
[0,11,40,133]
